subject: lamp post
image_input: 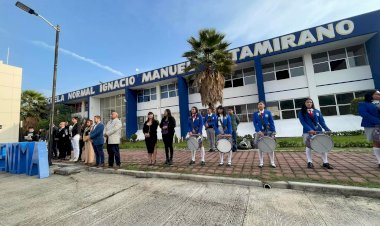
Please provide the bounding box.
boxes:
[16,1,60,166]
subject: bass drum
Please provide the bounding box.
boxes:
[187,136,201,151]
[217,138,232,153]
[309,134,334,153]
[257,136,276,153]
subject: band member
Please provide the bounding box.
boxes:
[143,112,159,165]
[298,98,333,169]
[215,105,233,166]
[204,106,217,152]
[160,109,176,165]
[188,106,205,166]
[253,101,276,168]
[70,117,80,162]
[358,90,380,168]
[228,107,240,152]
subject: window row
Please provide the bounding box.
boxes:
[262,57,305,82]
[312,44,368,74]
[137,87,157,103]
[318,90,369,116]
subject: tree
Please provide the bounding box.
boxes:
[20,90,48,130]
[183,28,234,107]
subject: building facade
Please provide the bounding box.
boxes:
[0,62,22,143]
[51,10,380,139]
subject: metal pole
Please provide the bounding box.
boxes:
[48,25,60,166]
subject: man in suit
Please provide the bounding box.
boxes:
[105,111,122,168]
[90,115,105,167]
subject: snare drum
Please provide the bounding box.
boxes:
[257,136,276,153]
[372,128,380,144]
[307,134,334,153]
[217,138,232,153]
[187,136,202,151]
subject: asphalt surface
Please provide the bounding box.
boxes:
[0,171,379,226]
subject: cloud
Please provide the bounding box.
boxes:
[30,40,125,77]
[222,0,380,46]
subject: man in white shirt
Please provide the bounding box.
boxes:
[104,111,123,168]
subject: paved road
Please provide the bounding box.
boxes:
[0,171,379,226]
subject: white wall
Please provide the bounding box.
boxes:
[0,63,22,143]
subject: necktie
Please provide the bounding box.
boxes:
[308,110,313,118]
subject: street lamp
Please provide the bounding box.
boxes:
[16,1,60,166]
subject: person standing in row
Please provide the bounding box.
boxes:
[253,101,276,168]
[82,120,95,165]
[188,106,206,166]
[143,112,159,165]
[204,106,217,152]
[216,106,233,166]
[78,120,86,162]
[56,122,71,160]
[105,111,123,169]
[160,109,176,165]
[298,98,333,169]
[90,115,105,167]
[70,117,80,162]
[228,107,240,152]
[358,90,380,168]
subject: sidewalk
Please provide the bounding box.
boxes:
[69,149,380,188]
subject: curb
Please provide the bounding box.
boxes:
[86,167,380,199]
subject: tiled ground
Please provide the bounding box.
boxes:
[66,149,380,186]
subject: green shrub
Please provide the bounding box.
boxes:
[350,97,364,115]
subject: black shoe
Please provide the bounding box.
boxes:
[189,160,195,165]
[307,162,314,169]
[322,163,334,169]
[164,160,169,165]
[169,160,173,165]
[201,161,205,166]
[218,163,224,166]
[378,164,380,168]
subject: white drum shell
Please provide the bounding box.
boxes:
[310,134,334,153]
[187,136,201,151]
[257,136,276,153]
[217,138,232,153]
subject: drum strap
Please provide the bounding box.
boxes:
[218,117,226,131]
[259,114,269,132]
[191,116,198,133]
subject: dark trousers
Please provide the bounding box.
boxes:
[52,141,58,158]
[93,143,104,166]
[107,143,121,167]
[232,130,237,152]
[79,140,84,160]
[163,133,174,161]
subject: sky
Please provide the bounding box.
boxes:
[1,0,380,97]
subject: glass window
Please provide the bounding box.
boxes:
[282,110,296,119]
[263,72,276,82]
[346,45,365,57]
[247,103,257,114]
[275,60,288,70]
[312,52,328,64]
[243,67,255,76]
[289,57,304,68]
[339,105,351,115]
[151,94,157,100]
[161,85,168,92]
[144,89,150,95]
[168,84,176,91]
[320,106,337,116]
[328,48,346,60]
[276,70,290,80]
[313,62,330,73]
[233,69,243,78]
[232,78,244,87]
[280,100,294,110]
[244,76,256,85]
[355,91,367,98]
[329,59,347,71]
[169,91,176,97]
[290,67,304,77]
[348,56,367,67]
[161,92,168,99]
[262,63,274,73]
[266,102,280,120]
[235,105,245,114]
[319,95,336,106]
[294,98,305,109]
[224,80,232,88]
[336,93,354,104]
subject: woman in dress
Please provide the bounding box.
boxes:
[82,119,95,165]
[143,112,159,165]
[160,109,176,165]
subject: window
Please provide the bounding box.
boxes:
[161,83,178,99]
[262,57,305,82]
[188,79,199,94]
[266,98,306,120]
[318,92,359,116]
[137,87,157,103]
[224,103,258,123]
[100,94,126,137]
[137,116,146,130]
[224,65,256,88]
[312,44,368,74]
[266,102,280,120]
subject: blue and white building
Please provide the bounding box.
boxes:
[50,10,380,139]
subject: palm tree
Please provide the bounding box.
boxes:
[20,90,47,130]
[183,28,234,107]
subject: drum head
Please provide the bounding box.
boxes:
[372,128,380,144]
[257,136,276,152]
[310,134,334,153]
[187,137,199,151]
[217,139,232,153]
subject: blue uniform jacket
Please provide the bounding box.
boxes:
[203,114,218,130]
[298,109,330,134]
[188,114,203,134]
[90,123,104,145]
[358,102,380,127]
[215,115,232,135]
[253,110,276,133]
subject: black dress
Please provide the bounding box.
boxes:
[143,120,159,154]
[56,128,71,159]
[160,117,176,161]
